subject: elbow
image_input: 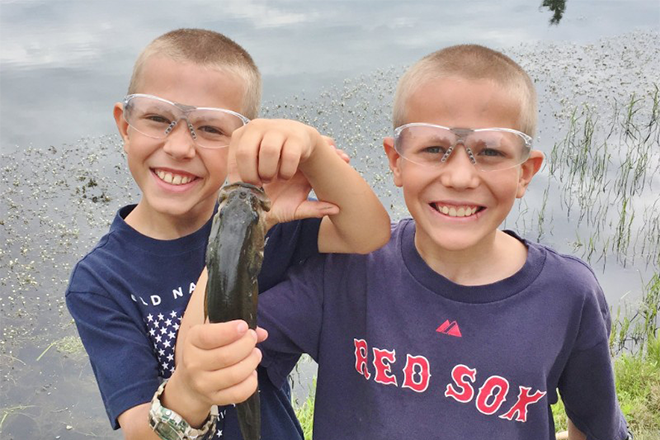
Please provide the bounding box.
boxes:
[353,222,391,255]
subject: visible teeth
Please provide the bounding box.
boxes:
[436,205,478,217]
[156,170,193,185]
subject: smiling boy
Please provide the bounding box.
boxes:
[182,44,631,439]
[65,29,389,440]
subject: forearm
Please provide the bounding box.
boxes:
[567,418,587,440]
[118,374,212,439]
[303,138,390,253]
[118,403,162,440]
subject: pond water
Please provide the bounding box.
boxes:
[1,1,659,438]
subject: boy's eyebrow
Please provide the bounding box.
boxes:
[419,132,454,143]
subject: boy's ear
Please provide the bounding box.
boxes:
[113,102,130,148]
[516,150,544,198]
[383,137,404,187]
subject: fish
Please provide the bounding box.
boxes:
[205,182,271,440]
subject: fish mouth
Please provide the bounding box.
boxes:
[153,168,198,186]
[430,203,484,218]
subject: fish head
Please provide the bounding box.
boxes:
[218,182,271,214]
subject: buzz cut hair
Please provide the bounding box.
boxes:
[128,28,262,120]
[392,44,537,137]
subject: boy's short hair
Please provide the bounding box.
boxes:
[393,44,537,137]
[128,28,262,119]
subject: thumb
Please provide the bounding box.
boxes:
[294,200,340,220]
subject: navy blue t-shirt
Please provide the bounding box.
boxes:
[259,219,629,440]
[66,204,320,439]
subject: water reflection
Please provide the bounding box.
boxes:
[2,0,659,152]
[542,0,568,24]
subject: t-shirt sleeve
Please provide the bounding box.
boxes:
[258,218,322,292]
[66,271,159,429]
[557,275,629,440]
[257,254,327,389]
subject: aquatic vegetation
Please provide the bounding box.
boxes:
[522,85,660,270]
[1,31,659,438]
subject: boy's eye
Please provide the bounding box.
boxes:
[145,114,172,124]
[198,125,226,136]
[478,147,506,158]
[422,146,446,154]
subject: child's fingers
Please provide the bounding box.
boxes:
[334,148,350,164]
[232,129,264,185]
[294,200,340,219]
[258,131,286,183]
[227,128,244,184]
[278,138,303,181]
[255,326,268,343]
[189,320,248,351]
[185,329,257,379]
[207,347,262,398]
[211,368,260,406]
[322,135,336,148]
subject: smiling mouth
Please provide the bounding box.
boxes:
[154,169,197,185]
[431,203,483,218]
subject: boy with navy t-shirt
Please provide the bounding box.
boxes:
[65,29,390,440]
[186,45,631,439]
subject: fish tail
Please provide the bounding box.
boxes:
[237,391,261,440]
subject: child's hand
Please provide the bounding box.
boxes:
[227,119,331,186]
[263,169,338,229]
[262,140,350,229]
[168,320,267,415]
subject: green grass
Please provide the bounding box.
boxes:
[295,378,315,440]
[551,335,660,438]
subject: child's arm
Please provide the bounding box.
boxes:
[228,119,390,254]
[118,320,265,439]
[567,419,587,440]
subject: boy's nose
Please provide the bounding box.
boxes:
[162,121,196,160]
[438,145,480,189]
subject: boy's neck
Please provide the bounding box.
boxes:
[415,229,528,286]
[125,201,214,240]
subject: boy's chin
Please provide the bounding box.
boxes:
[415,225,495,255]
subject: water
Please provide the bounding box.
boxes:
[1,1,659,438]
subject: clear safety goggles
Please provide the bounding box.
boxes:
[122,94,250,149]
[393,123,532,172]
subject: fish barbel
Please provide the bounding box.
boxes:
[205,182,271,440]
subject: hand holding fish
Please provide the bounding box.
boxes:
[164,319,266,426]
[227,118,343,186]
[227,120,351,228]
[261,168,340,229]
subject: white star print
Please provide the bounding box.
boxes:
[146,309,184,378]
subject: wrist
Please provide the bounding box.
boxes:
[162,372,212,428]
[149,379,218,440]
[302,130,334,170]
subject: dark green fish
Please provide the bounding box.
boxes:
[205,182,271,440]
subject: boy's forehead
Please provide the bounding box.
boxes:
[404,76,523,129]
[134,55,246,110]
